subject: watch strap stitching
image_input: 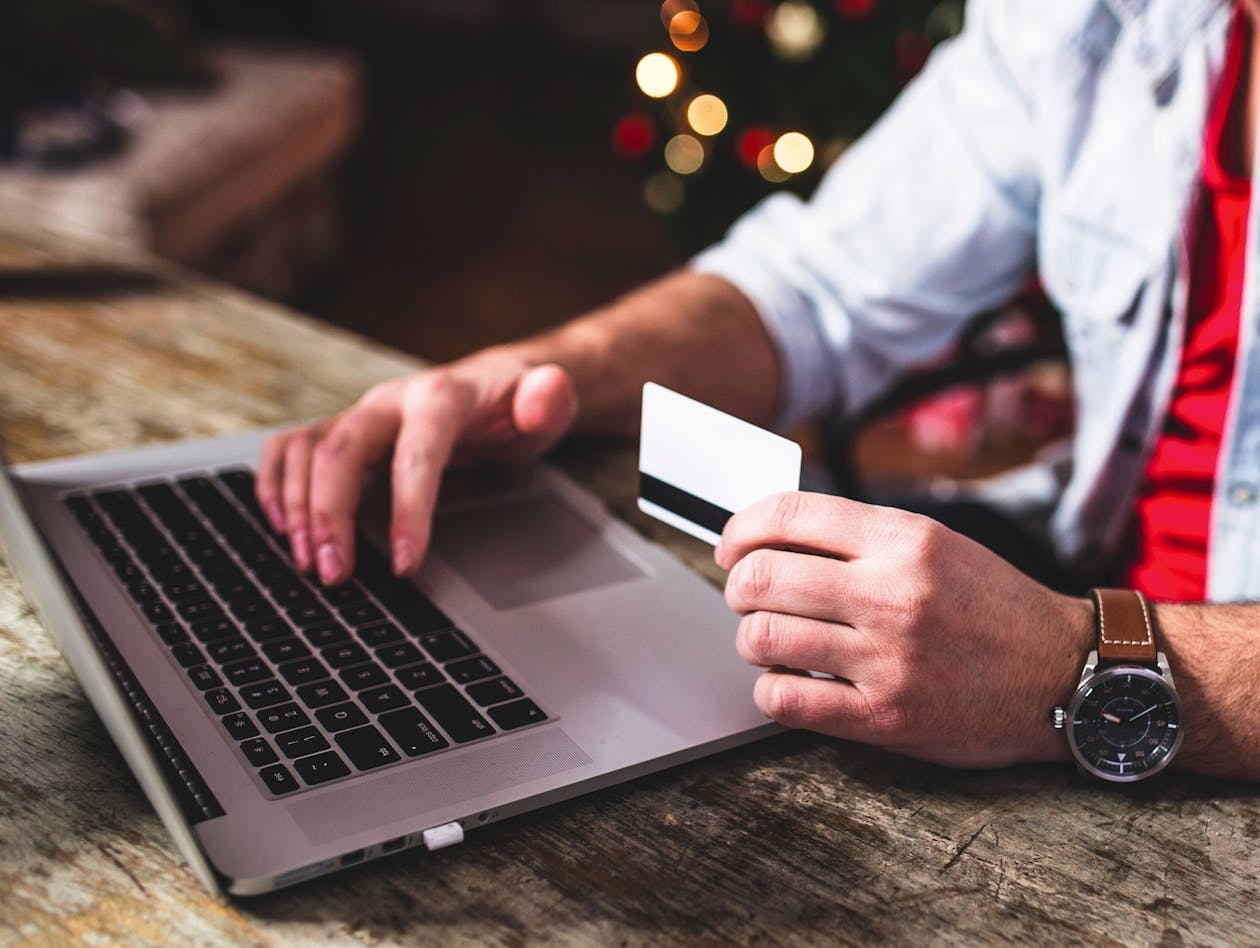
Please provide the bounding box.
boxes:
[1094,589,1154,647]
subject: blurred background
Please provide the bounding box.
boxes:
[0,0,1071,488]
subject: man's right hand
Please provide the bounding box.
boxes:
[255,357,578,586]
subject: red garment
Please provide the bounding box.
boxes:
[1127,6,1251,600]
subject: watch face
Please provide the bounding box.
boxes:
[1067,665,1183,782]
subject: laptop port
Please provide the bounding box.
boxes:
[382,836,407,854]
[339,849,365,867]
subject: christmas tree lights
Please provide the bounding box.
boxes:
[617,0,962,251]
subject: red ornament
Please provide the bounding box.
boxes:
[836,0,876,20]
[612,113,656,159]
[894,31,933,81]
[732,0,771,30]
[737,127,776,168]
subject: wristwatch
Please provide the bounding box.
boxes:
[1050,588,1183,782]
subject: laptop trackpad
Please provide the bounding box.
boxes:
[431,494,644,610]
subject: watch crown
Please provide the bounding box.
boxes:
[1049,707,1067,730]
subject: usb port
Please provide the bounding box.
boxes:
[382,836,407,854]
[339,849,365,867]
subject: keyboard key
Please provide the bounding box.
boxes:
[286,602,333,627]
[262,636,311,663]
[149,559,194,585]
[207,637,256,665]
[323,582,367,606]
[162,578,208,602]
[142,600,175,624]
[275,726,331,759]
[415,684,494,743]
[359,622,404,647]
[394,662,443,691]
[334,725,400,770]
[170,642,205,668]
[190,618,236,643]
[221,711,259,740]
[240,679,292,709]
[445,655,500,684]
[487,698,547,731]
[359,684,410,714]
[296,680,349,709]
[417,629,477,663]
[376,642,423,669]
[466,676,524,707]
[240,737,278,767]
[293,751,350,786]
[303,623,349,648]
[321,642,369,669]
[278,658,330,686]
[260,763,302,794]
[315,702,369,732]
[268,581,312,607]
[259,703,310,733]
[339,663,390,691]
[244,616,293,642]
[155,622,188,646]
[176,599,222,623]
[187,664,222,691]
[378,707,449,757]
[207,572,253,598]
[229,598,276,623]
[113,559,147,585]
[205,687,241,715]
[338,601,385,627]
[124,581,160,603]
[223,658,272,687]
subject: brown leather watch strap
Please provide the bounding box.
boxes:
[1091,588,1158,665]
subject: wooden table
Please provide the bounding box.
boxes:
[2,224,1259,946]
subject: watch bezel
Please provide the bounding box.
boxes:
[1064,663,1184,783]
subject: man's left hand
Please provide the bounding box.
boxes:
[716,492,1093,768]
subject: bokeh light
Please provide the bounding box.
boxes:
[660,0,699,27]
[773,131,814,173]
[664,134,705,175]
[686,94,728,136]
[644,171,685,214]
[612,113,657,158]
[757,144,791,183]
[669,11,710,52]
[636,52,681,98]
[766,2,826,60]
[738,127,776,167]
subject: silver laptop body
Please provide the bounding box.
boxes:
[0,429,778,896]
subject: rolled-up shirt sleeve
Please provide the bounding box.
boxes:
[693,0,1046,430]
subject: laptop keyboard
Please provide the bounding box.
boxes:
[62,468,546,797]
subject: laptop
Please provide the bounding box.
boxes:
[0,428,779,896]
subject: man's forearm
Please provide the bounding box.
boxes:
[462,269,783,436]
[1152,602,1260,780]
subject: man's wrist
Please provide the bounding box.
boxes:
[1032,592,1096,763]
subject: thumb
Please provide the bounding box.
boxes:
[512,363,578,442]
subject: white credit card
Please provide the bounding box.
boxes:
[638,382,802,545]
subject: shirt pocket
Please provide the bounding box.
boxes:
[1038,211,1161,327]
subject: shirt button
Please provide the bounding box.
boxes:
[1228,483,1257,506]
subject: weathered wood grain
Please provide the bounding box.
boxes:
[2,225,1259,946]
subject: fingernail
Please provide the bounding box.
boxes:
[317,543,344,585]
[267,502,285,532]
[393,538,415,575]
[291,530,311,572]
[714,538,725,563]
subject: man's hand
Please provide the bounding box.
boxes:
[256,358,577,585]
[716,492,1094,768]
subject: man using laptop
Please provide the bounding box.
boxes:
[259,0,1260,784]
